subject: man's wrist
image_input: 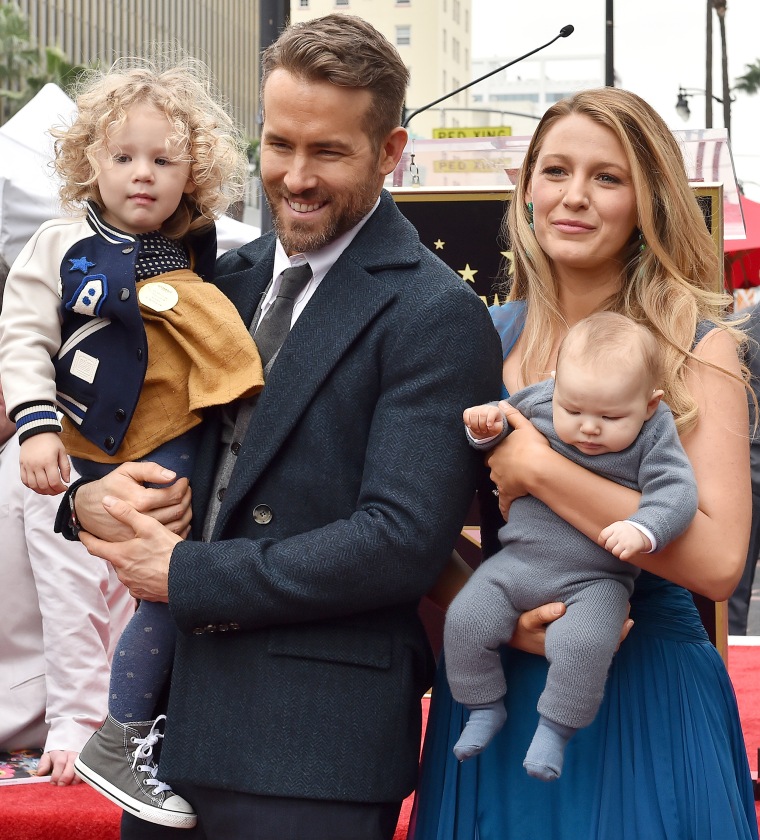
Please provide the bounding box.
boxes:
[69,486,82,537]
[54,476,96,540]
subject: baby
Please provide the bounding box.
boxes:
[444,311,698,781]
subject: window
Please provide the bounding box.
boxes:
[453,0,460,24]
[299,0,309,6]
[452,37,460,63]
[396,25,411,46]
[396,0,411,5]
[442,28,447,52]
[335,0,349,6]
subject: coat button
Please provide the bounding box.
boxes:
[230,441,241,455]
[122,246,134,254]
[252,504,272,525]
[217,487,226,501]
[119,288,130,301]
[115,409,126,422]
[137,348,143,361]
[192,627,205,635]
[104,436,115,450]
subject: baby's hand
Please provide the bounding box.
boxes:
[19,433,71,495]
[598,520,651,560]
[463,404,504,439]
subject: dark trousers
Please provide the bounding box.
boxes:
[121,785,403,840]
[728,490,760,635]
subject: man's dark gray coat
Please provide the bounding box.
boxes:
[160,191,502,803]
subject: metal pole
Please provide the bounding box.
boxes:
[605,0,614,87]
[705,0,713,128]
[258,0,289,234]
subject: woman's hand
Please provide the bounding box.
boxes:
[486,402,551,520]
[509,602,634,656]
[509,602,566,655]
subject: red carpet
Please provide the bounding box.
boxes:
[2,647,758,839]
[729,644,760,785]
[0,782,121,839]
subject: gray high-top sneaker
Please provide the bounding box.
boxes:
[74,714,197,829]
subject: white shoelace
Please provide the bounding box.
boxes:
[130,715,173,795]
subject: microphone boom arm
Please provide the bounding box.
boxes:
[402,24,574,129]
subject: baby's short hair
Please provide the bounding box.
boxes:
[556,311,662,388]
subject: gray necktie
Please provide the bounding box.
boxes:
[254,263,312,368]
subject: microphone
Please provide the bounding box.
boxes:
[402,25,575,128]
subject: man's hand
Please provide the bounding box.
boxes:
[80,496,181,602]
[36,750,80,786]
[599,520,652,560]
[74,461,191,542]
[19,433,70,495]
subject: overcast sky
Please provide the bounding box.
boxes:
[471,0,760,202]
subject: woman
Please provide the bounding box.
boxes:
[411,88,757,839]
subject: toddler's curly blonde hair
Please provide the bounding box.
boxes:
[52,53,248,239]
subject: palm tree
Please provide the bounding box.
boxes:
[25,45,88,100]
[735,59,760,95]
[711,0,731,136]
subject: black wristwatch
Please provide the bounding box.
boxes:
[54,476,96,540]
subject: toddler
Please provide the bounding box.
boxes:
[445,312,698,781]
[0,56,265,827]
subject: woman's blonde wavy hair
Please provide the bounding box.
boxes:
[51,51,248,239]
[504,87,745,435]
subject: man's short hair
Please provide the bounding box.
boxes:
[261,14,409,152]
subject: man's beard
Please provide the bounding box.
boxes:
[263,176,380,255]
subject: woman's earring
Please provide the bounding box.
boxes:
[527,202,534,231]
[638,230,646,252]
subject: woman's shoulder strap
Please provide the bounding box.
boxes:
[693,318,718,349]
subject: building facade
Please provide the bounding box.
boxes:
[14,0,260,138]
[469,53,605,137]
[290,0,474,140]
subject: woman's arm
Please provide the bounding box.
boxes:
[487,329,750,601]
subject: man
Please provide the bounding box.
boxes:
[62,14,501,840]
[0,257,134,785]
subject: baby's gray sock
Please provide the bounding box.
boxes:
[523,715,576,781]
[452,700,507,762]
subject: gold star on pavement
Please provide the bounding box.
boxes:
[433,239,445,250]
[458,264,478,283]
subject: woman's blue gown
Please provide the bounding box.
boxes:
[410,302,758,840]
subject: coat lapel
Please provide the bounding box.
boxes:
[214,191,421,525]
